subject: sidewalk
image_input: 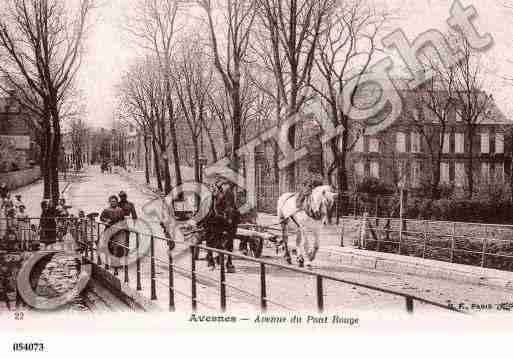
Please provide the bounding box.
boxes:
[240,210,513,290]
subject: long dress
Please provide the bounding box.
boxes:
[16,213,30,248]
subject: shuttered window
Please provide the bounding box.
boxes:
[396,132,406,153]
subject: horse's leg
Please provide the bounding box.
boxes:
[281,220,292,264]
[225,228,236,273]
[295,226,306,268]
[305,225,321,269]
[205,232,215,268]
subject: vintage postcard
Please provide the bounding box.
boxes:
[1,0,513,356]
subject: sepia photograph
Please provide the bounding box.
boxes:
[1,0,513,355]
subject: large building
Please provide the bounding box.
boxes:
[345,85,512,193]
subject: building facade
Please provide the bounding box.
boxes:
[346,91,511,193]
[0,89,38,173]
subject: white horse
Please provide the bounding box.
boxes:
[277,185,339,268]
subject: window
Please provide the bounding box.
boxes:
[397,161,406,183]
[496,132,504,154]
[368,137,380,153]
[440,162,450,184]
[396,132,406,153]
[455,133,464,154]
[354,136,364,152]
[355,161,365,178]
[455,162,465,187]
[411,161,420,188]
[411,132,421,153]
[370,161,379,178]
[495,163,505,183]
[481,162,490,182]
[481,132,490,154]
[442,133,450,153]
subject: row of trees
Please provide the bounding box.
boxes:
[115,0,497,204]
[117,0,390,197]
[0,0,94,200]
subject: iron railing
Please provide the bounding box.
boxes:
[340,215,513,271]
[73,219,465,314]
[1,216,473,313]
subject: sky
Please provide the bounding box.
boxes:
[77,0,513,129]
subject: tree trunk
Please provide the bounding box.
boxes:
[431,154,442,199]
[193,138,200,183]
[168,104,182,189]
[41,126,51,199]
[466,125,475,199]
[205,127,218,163]
[143,137,150,185]
[152,138,163,192]
[50,110,61,201]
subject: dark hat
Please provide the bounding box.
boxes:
[15,194,21,198]
[119,191,127,197]
[19,204,26,209]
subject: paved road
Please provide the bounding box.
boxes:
[16,167,513,314]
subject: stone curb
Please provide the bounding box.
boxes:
[318,246,513,290]
[88,261,160,312]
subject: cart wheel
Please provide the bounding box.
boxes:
[250,237,264,258]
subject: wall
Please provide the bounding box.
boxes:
[0,166,41,190]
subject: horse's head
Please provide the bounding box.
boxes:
[311,185,339,224]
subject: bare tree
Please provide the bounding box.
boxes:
[0,0,94,200]
[253,0,334,192]
[173,42,214,182]
[408,81,452,199]
[118,58,171,192]
[198,0,256,170]
[125,0,184,193]
[309,0,386,195]
[68,118,89,171]
[442,33,492,198]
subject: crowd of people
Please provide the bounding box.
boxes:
[0,183,34,251]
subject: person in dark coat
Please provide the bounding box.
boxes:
[100,196,126,269]
[118,191,137,220]
[213,180,239,273]
[40,200,57,247]
[0,182,8,200]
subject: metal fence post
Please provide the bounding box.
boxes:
[260,263,267,311]
[136,232,142,291]
[422,220,428,259]
[398,188,404,255]
[406,296,414,314]
[150,235,157,300]
[190,245,197,311]
[450,222,456,263]
[124,231,129,284]
[84,220,89,259]
[340,219,345,247]
[481,238,487,268]
[97,223,102,266]
[169,248,175,311]
[220,253,227,311]
[316,276,324,312]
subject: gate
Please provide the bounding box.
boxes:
[255,163,279,214]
